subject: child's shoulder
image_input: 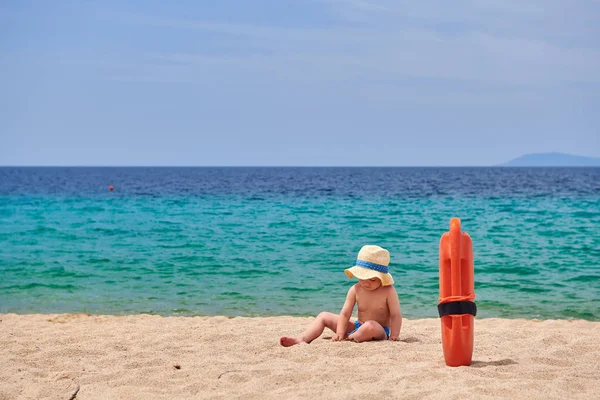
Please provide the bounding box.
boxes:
[377,284,397,295]
[352,283,397,294]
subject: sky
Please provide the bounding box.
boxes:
[0,0,599,166]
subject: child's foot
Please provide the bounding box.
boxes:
[280,336,302,347]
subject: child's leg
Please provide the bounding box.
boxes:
[280,312,353,347]
[347,320,387,343]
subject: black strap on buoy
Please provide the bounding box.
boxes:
[438,301,477,317]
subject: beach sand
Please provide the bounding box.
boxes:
[0,314,598,399]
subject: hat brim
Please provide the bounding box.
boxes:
[344,266,394,286]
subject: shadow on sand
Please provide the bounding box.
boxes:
[470,359,518,368]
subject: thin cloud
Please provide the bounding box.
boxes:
[104,7,600,86]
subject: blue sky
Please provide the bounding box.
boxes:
[1,0,599,166]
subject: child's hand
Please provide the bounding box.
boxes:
[331,334,345,342]
[389,336,399,341]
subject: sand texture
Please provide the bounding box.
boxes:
[1,314,598,399]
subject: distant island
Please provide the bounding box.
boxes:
[501,152,600,167]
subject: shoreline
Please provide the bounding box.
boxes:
[2,311,598,322]
[1,314,599,399]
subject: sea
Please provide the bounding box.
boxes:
[1,167,599,320]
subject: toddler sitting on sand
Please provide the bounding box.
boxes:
[280,245,402,346]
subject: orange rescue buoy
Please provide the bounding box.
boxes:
[438,218,476,367]
[109,186,114,191]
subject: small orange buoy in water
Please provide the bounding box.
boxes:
[439,218,476,367]
[109,186,114,191]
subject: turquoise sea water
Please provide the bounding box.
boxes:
[1,167,599,320]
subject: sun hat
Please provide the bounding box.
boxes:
[344,245,394,286]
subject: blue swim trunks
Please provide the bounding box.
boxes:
[349,320,390,339]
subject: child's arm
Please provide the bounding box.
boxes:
[387,286,402,341]
[332,285,356,341]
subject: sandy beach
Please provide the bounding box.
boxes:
[0,314,598,399]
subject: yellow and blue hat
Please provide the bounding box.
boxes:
[344,245,394,286]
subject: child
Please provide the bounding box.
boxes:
[280,245,402,346]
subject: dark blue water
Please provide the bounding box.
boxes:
[1,167,599,197]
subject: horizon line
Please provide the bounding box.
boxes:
[1,165,598,168]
